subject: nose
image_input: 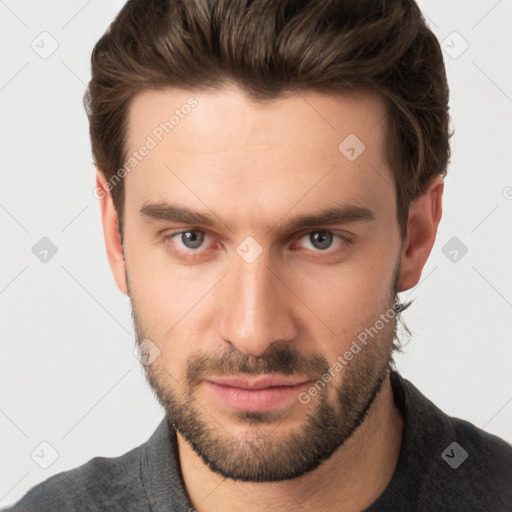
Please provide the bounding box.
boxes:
[217,250,298,357]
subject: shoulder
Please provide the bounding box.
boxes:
[4,444,151,512]
[392,373,512,510]
[452,415,512,469]
[420,411,512,510]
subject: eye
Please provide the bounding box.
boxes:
[295,230,347,252]
[166,230,209,253]
[162,229,350,259]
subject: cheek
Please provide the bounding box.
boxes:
[288,240,399,361]
[299,252,397,328]
[125,236,223,354]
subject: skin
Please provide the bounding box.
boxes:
[97,86,443,511]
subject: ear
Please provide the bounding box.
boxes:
[96,170,128,296]
[398,176,444,292]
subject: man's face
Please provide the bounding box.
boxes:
[121,87,403,481]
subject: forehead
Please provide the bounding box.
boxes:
[126,86,388,155]
[123,86,394,230]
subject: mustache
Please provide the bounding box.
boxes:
[185,344,330,390]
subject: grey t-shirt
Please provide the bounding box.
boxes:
[5,371,512,511]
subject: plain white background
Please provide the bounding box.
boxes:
[1,0,511,507]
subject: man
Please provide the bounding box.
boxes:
[7,0,512,510]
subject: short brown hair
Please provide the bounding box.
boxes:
[85,0,452,239]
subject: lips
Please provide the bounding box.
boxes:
[203,374,312,412]
[206,375,310,390]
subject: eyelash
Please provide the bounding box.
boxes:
[161,229,352,259]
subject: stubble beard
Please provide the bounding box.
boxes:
[130,289,399,483]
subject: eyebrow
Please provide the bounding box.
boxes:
[139,201,376,235]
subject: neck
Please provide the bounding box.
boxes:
[176,371,403,512]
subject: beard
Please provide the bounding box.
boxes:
[128,266,401,483]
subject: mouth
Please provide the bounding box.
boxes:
[203,375,312,412]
